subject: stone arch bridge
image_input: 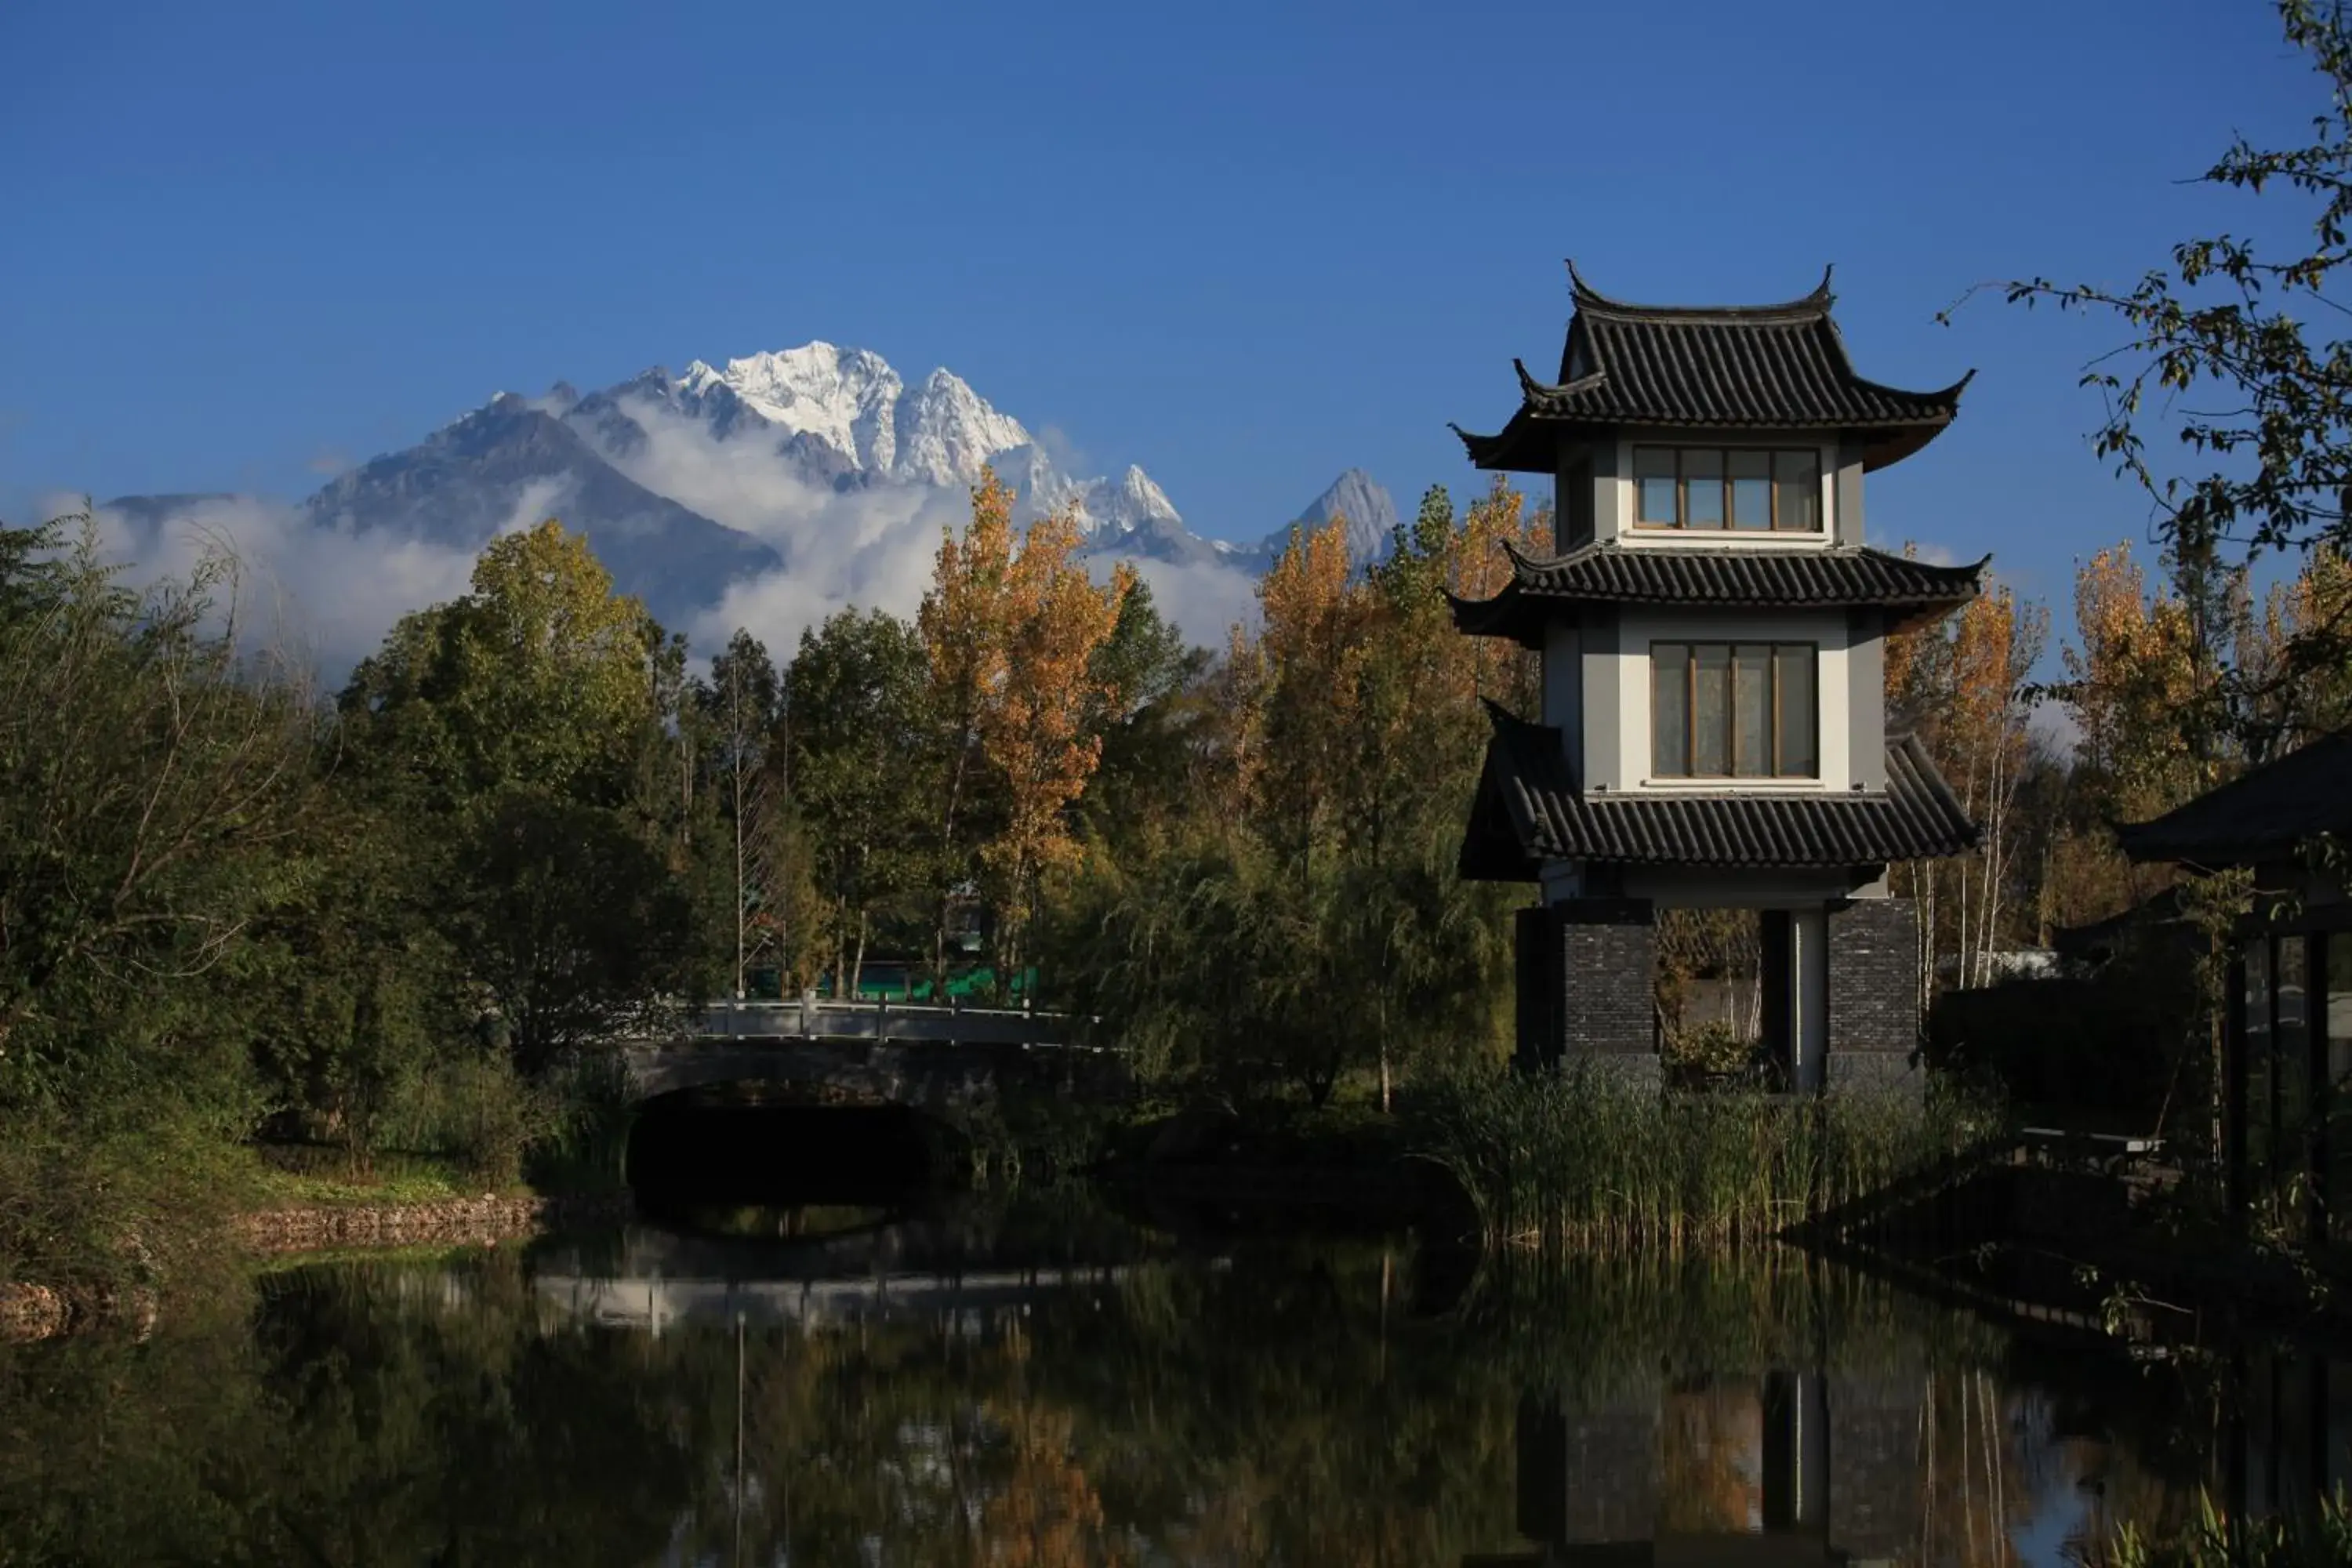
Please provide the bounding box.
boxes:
[619,999,1127,1113]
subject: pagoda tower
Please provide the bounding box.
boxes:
[1449,263,1986,1092]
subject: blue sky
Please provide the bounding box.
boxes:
[0,0,2331,623]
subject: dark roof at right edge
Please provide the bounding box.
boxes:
[1454,263,1974,474]
[2116,730,2352,866]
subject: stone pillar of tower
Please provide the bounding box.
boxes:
[1514,900,1660,1078]
[1826,897,1922,1092]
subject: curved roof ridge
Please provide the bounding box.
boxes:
[1849,364,1978,408]
[1889,731,1974,826]
[1497,534,1605,572]
[1514,356,1609,401]
[1565,257,1837,322]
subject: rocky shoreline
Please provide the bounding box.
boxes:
[0,1285,72,1343]
[232,1190,633,1255]
[3,1189,633,1343]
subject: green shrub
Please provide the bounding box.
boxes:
[1664,1020,1758,1082]
[0,1093,263,1303]
[376,1053,556,1188]
[524,1049,636,1192]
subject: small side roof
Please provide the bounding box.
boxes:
[1447,539,1987,645]
[2116,730,2352,866]
[1454,262,1972,475]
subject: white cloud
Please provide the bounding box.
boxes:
[74,492,482,684]
[604,395,1266,657]
[1033,423,1093,478]
[52,396,1271,690]
[604,394,971,655]
[493,477,575,540]
[1111,553,1263,647]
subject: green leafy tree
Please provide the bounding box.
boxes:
[455,789,702,1075]
[786,607,938,995]
[692,628,784,998]
[1075,580,1214,852]
[0,514,315,1113]
[0,512,320,1288]
[336,519,709,1077]
[339,519,660,809]
[241,795,467,1162]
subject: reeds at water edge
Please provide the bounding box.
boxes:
[1407,1061,2002,1250]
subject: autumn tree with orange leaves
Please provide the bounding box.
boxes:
[1887,575,2049,1001]
[920,468,1132,982]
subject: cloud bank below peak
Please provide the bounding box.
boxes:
[87,341,1396,670]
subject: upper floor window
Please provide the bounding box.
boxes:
[1634,447,1821,532]
[1652,641,1817,779]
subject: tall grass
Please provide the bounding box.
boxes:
[2101,1490,2352,1568]
[1407,1061,2002,1249]
[370,1048,633,1191]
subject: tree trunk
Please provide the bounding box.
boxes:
[732,750,746,1000]
[850,909,869,1002]
[931,700,979,993]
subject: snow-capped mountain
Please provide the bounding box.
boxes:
[550,342,1203,554]
[98,339,1398,651]
[303,391,782,630]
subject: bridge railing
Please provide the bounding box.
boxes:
[638,996,1105,1051]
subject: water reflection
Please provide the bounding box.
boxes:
[1,1192,2344,1565]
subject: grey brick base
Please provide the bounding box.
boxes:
[1826,1050,1922,1094]
[1827,897,1922,1093]
[1516,899,1657,1071]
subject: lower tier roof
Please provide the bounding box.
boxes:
[1449,540,1987,645]
[1461,702,1979,879]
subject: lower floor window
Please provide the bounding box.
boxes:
[1652,641,1818,779]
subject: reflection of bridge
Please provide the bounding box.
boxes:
[618,1000,1123,1109]
[535,1264,1150,1333]
[531,1209,1202,1334]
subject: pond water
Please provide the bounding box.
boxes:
[2,1187,2343,1565]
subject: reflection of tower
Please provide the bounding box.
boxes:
[1513,1386,1659,1546]
[2229,1341,2352,1531]
[1761,1371,1830,1533]
[1475,1371,1844,1568]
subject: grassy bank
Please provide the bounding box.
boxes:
[1406,1062,2002,1249]
[0,1054,633,1312]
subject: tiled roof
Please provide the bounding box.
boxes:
[1454,263,1972,474]
[1461,702,1978,878]
[1448,541,1985,643]
[2116,731,2352,866]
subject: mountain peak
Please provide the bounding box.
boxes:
[1260,468,1401,570]
[1116,465,1178,519]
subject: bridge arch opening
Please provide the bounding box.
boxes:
[625,1084,965,1219]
